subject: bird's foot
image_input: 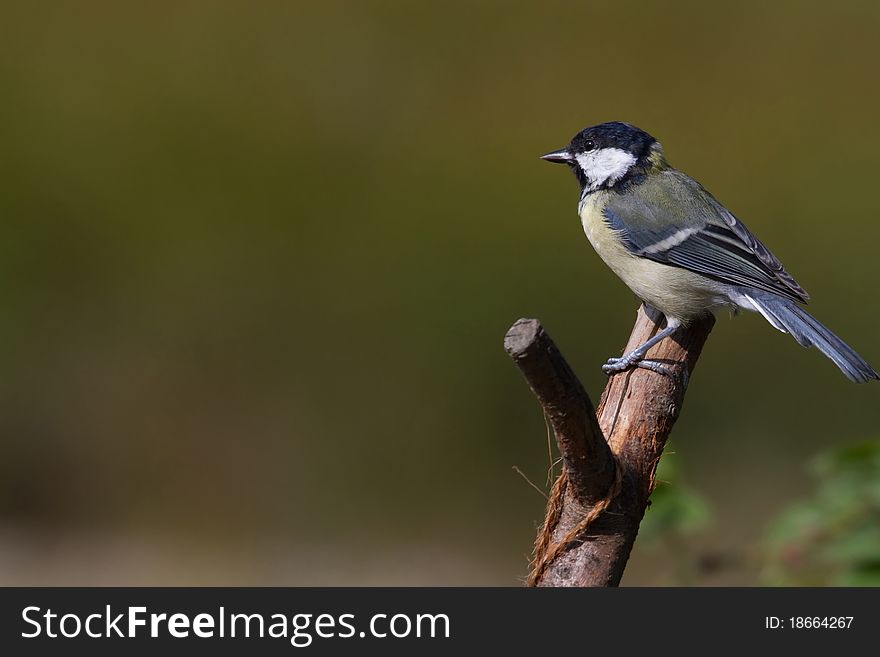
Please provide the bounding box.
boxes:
[602,352,641,374]
[602,355,674,378]
[633,359,675,377]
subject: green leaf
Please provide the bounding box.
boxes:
[640,452,711,543]
[763,440,880,586]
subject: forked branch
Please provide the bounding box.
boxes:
[504,305,714,586]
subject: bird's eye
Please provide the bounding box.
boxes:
[583,139,595,151]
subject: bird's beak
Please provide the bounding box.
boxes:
[540,149,573,164]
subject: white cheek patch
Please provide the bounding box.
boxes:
[575,147,637,190]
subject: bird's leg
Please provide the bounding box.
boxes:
[602,324,678,376]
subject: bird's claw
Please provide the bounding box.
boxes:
[602,356,674,378]
[635,359,675,378]
[602,355,637,374]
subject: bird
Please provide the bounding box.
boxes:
[541,121,878,383]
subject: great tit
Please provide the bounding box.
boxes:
[542,121,878,383]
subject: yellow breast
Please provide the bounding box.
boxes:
[578,192,723,323]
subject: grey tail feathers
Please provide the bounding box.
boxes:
[744,289,879,383]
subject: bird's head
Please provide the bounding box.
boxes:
[542,121,665,192]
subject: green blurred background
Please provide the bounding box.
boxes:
[0,1,878,585]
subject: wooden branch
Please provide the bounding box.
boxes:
[504,319,616,506]
[505,305,715,586]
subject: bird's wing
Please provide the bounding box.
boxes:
[602,169,809,303]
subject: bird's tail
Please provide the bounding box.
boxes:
[739,289,879,383]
